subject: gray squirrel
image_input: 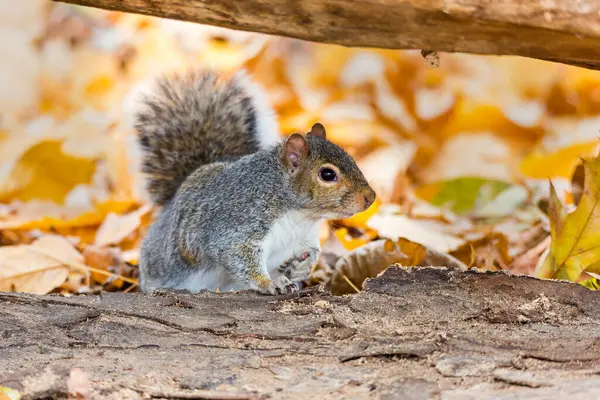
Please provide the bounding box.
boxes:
[135,68,376,295]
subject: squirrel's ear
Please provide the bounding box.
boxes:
[284,133,308,173]
[307,123,326,139]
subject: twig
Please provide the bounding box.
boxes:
[342,275,361,293]
[123,282,138,293]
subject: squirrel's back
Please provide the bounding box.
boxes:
[135,68,280,206]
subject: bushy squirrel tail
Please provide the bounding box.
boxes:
[135,68,280,206]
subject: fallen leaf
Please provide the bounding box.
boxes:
[450,232,512,270]
[473,185,529,218]
[356,143,416,203]
[0,386,21,400]
[415,177,513,216]
[510,236,551,275]
[420,133,517,183]
[82,244,131,288]
[327,237,467,295]
[338,197,381,229]
[414,87,455,121]
[327,238,424,295]
[0,235,84,294]
[1,140,97,203]
[94,204,152,247]
[519,140,600,179]
[579,277,600,290]
[367,210,464,253]
[0,199,137,230]
[536,151,600,281]
[439,101,540,145]
[334,227,378,251]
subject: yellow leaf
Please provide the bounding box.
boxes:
[85,75,114,97]
[340,197,380,228]
[519,141,600,179]
[1,140,96,203]
[0,387,21,400]
[334,227,378,251]
[440,101,539,143]
[580,277,600,290]
[537,152,600,281]
[39,77,75,119]
[0,199,137,230]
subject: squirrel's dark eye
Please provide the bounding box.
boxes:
[319,167,338,182]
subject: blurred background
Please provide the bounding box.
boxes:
[1,1,600,295]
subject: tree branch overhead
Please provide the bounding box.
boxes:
[57,0,600,70]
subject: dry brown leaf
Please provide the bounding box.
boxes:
[510,236,551,275]
[327,239,419,295]
[0,235,84,294]
[82,244,132,288]
[327,237,467,295]
[94,204,152,247]
[450,232,512,270]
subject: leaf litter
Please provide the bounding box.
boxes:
[2,1,600,295]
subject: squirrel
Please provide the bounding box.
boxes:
[135,68,376,295]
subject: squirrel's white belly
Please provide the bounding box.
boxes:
[173,210,322,293]
[262,209,322,277]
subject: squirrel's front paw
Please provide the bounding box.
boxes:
[259,275,297,295]
[279,248,319,281]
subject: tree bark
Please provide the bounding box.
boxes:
[3,266,600,399]
[54,0,600,71]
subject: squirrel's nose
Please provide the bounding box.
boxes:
[362,188,376,210]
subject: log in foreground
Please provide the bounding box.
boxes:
[56,0,600,70]
[3,266,600,399]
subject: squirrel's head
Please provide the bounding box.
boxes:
[280,123,376,220]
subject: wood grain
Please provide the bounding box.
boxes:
[3,266,600,398]
[55,0,600,70]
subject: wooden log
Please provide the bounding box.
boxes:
[55,0,600,70]
[3,266,600,399]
